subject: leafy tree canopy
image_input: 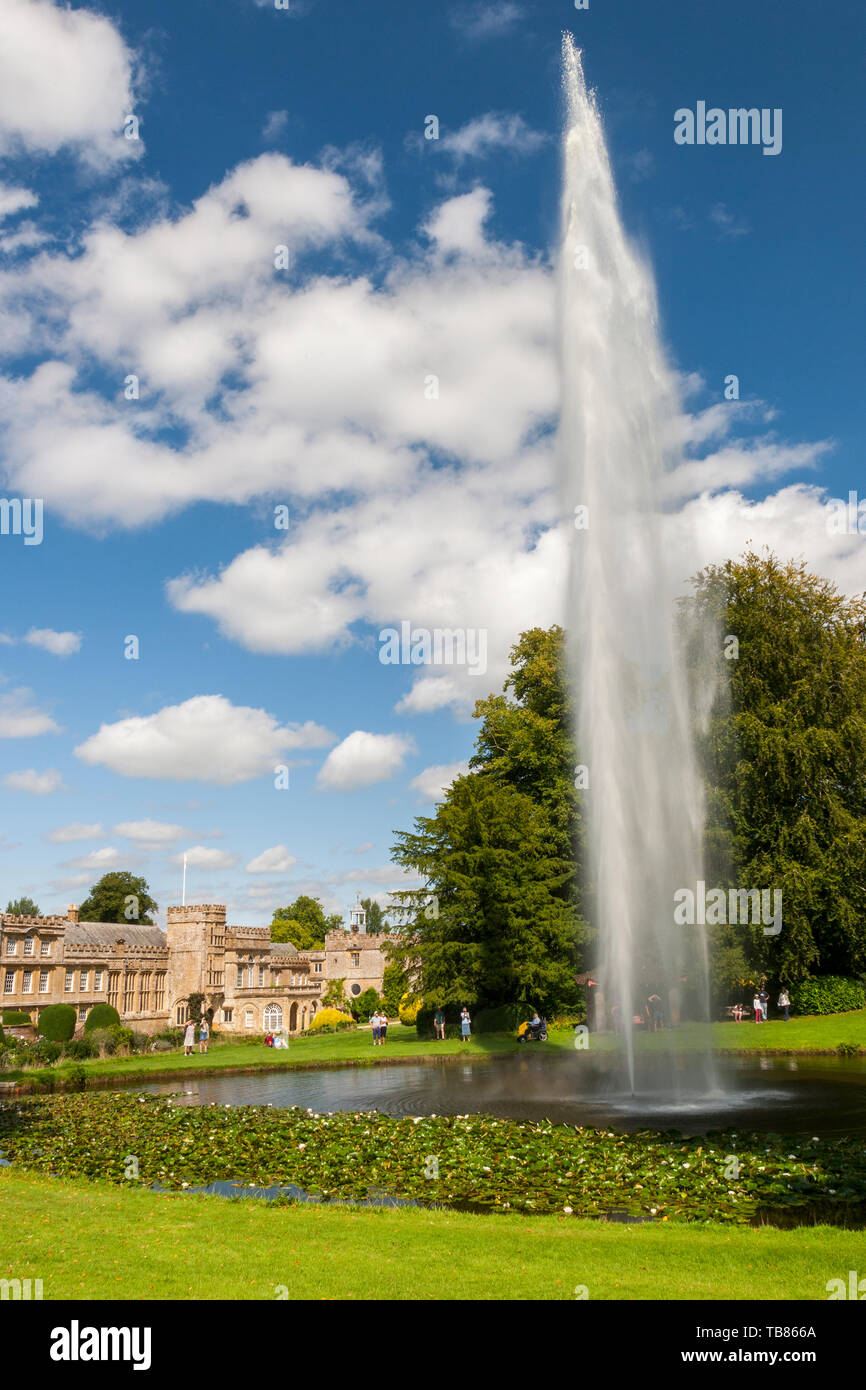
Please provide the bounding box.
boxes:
[5,897,40,917]
[78,872,157,925]
[684,551,866,982]
[271,894,340,949]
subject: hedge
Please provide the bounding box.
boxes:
[83,1003,121,1033]
[789,976,865,1016]
[37,1003,77,1042]
[2,1010,31,1025]
[473,1004,527,1035]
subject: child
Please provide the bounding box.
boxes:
[199,1017,210,1053]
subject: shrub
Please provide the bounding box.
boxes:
[790,976,865,1017]
[33,1039,63,1065]
[84,1003,121,1033]
[550,1007,586,1029]
[336,1020,356,1032]
[308,1008,353,1031]
[64,1063,87,1091]
[112,1026,134,1054]
[154,1027,183,1046]
[473,1004,527,1035]
[63,1037,96,1061]
[88,1027,118,1057]
[37,1003,77,1042]
[150,1039,173,1052]
[415,1004,464,1039]
[2,1010,31,1025]
[352,988,382,1022]
[398,994,422,1027]
[837,1042,863,1058]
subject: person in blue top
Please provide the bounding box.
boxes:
[460,1007,471,1041]
[198,1017,210,1054]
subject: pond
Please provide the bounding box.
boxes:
[136,1051,866,1139]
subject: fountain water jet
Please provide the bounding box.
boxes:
[558,37,715,1098]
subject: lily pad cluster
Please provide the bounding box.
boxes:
[1,1092,865,1224]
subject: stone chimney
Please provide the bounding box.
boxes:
[68,904,79,923]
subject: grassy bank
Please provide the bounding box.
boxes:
[0,1168,854,1300]
[3,1011,865,1094]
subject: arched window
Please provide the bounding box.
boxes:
[263,1003,283,1032]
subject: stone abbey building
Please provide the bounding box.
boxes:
[0,900,395,1036]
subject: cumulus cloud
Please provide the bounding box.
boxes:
[0,690,61,737]
[3,767,64,794]
[246,845,297,874]
[438,113,548,161]
[317,731,416,792]
[74,694,335,784]
[0,182,38,218]
[23,627,81,656]
[66,845,123,870]
[409,760,471,802]
[113,819,187,844]
[173,845,237,870]
[0,0,140,167]
[45,822,103,842]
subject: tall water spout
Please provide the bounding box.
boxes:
[558,36,713,1095]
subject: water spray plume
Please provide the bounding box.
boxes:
[559,34,714,1098]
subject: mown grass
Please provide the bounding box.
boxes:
[0,1168,854,1301]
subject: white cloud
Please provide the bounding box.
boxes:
[262,110,289,142]
[3,767,64,794]
[0,690,61,737]
[410,760,471,802]
[0,0,140,167]
[439,114,548,161]
[174,845,237,870]
[317,731,416,792]
[0,182,38,219]
[67,845,123,870]
[45,822,103,842]
[451,1,524,40]
[113,819,187,844]
[75,695,335,784]
[246,845,297,874]
[23,627,81,656]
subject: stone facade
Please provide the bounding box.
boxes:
[0,902,396,1036]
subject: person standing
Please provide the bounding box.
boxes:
[759,987,770,1022]
[379,1010,388,1044]
[460,1007,471,1042]
[778,987,791,1022]
[183,1018,195,1055]
[199,1016,210,1054]
[752,992,762,1023]
[370,1010,379,1046]
[434,1007,445,1040]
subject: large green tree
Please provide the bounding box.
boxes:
[685,551,866,983]
[391,775,581,1012]
[78,872,157,925]
[391,629,586,1011]
[271,895,341,950]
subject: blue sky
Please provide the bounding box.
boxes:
[0,0,863,924]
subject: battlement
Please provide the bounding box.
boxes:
[229,925,271,941]
[62,942,169,959]
[0,914,69,929]
[166,904,226,923]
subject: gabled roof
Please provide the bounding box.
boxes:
[67,922,167,950]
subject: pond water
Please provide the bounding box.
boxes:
[135,1052,866,1138]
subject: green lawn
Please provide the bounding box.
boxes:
[0,1168,854,1300]
[5,1011,865,1093]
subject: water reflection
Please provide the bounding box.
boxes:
[135,1052,866,1139]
